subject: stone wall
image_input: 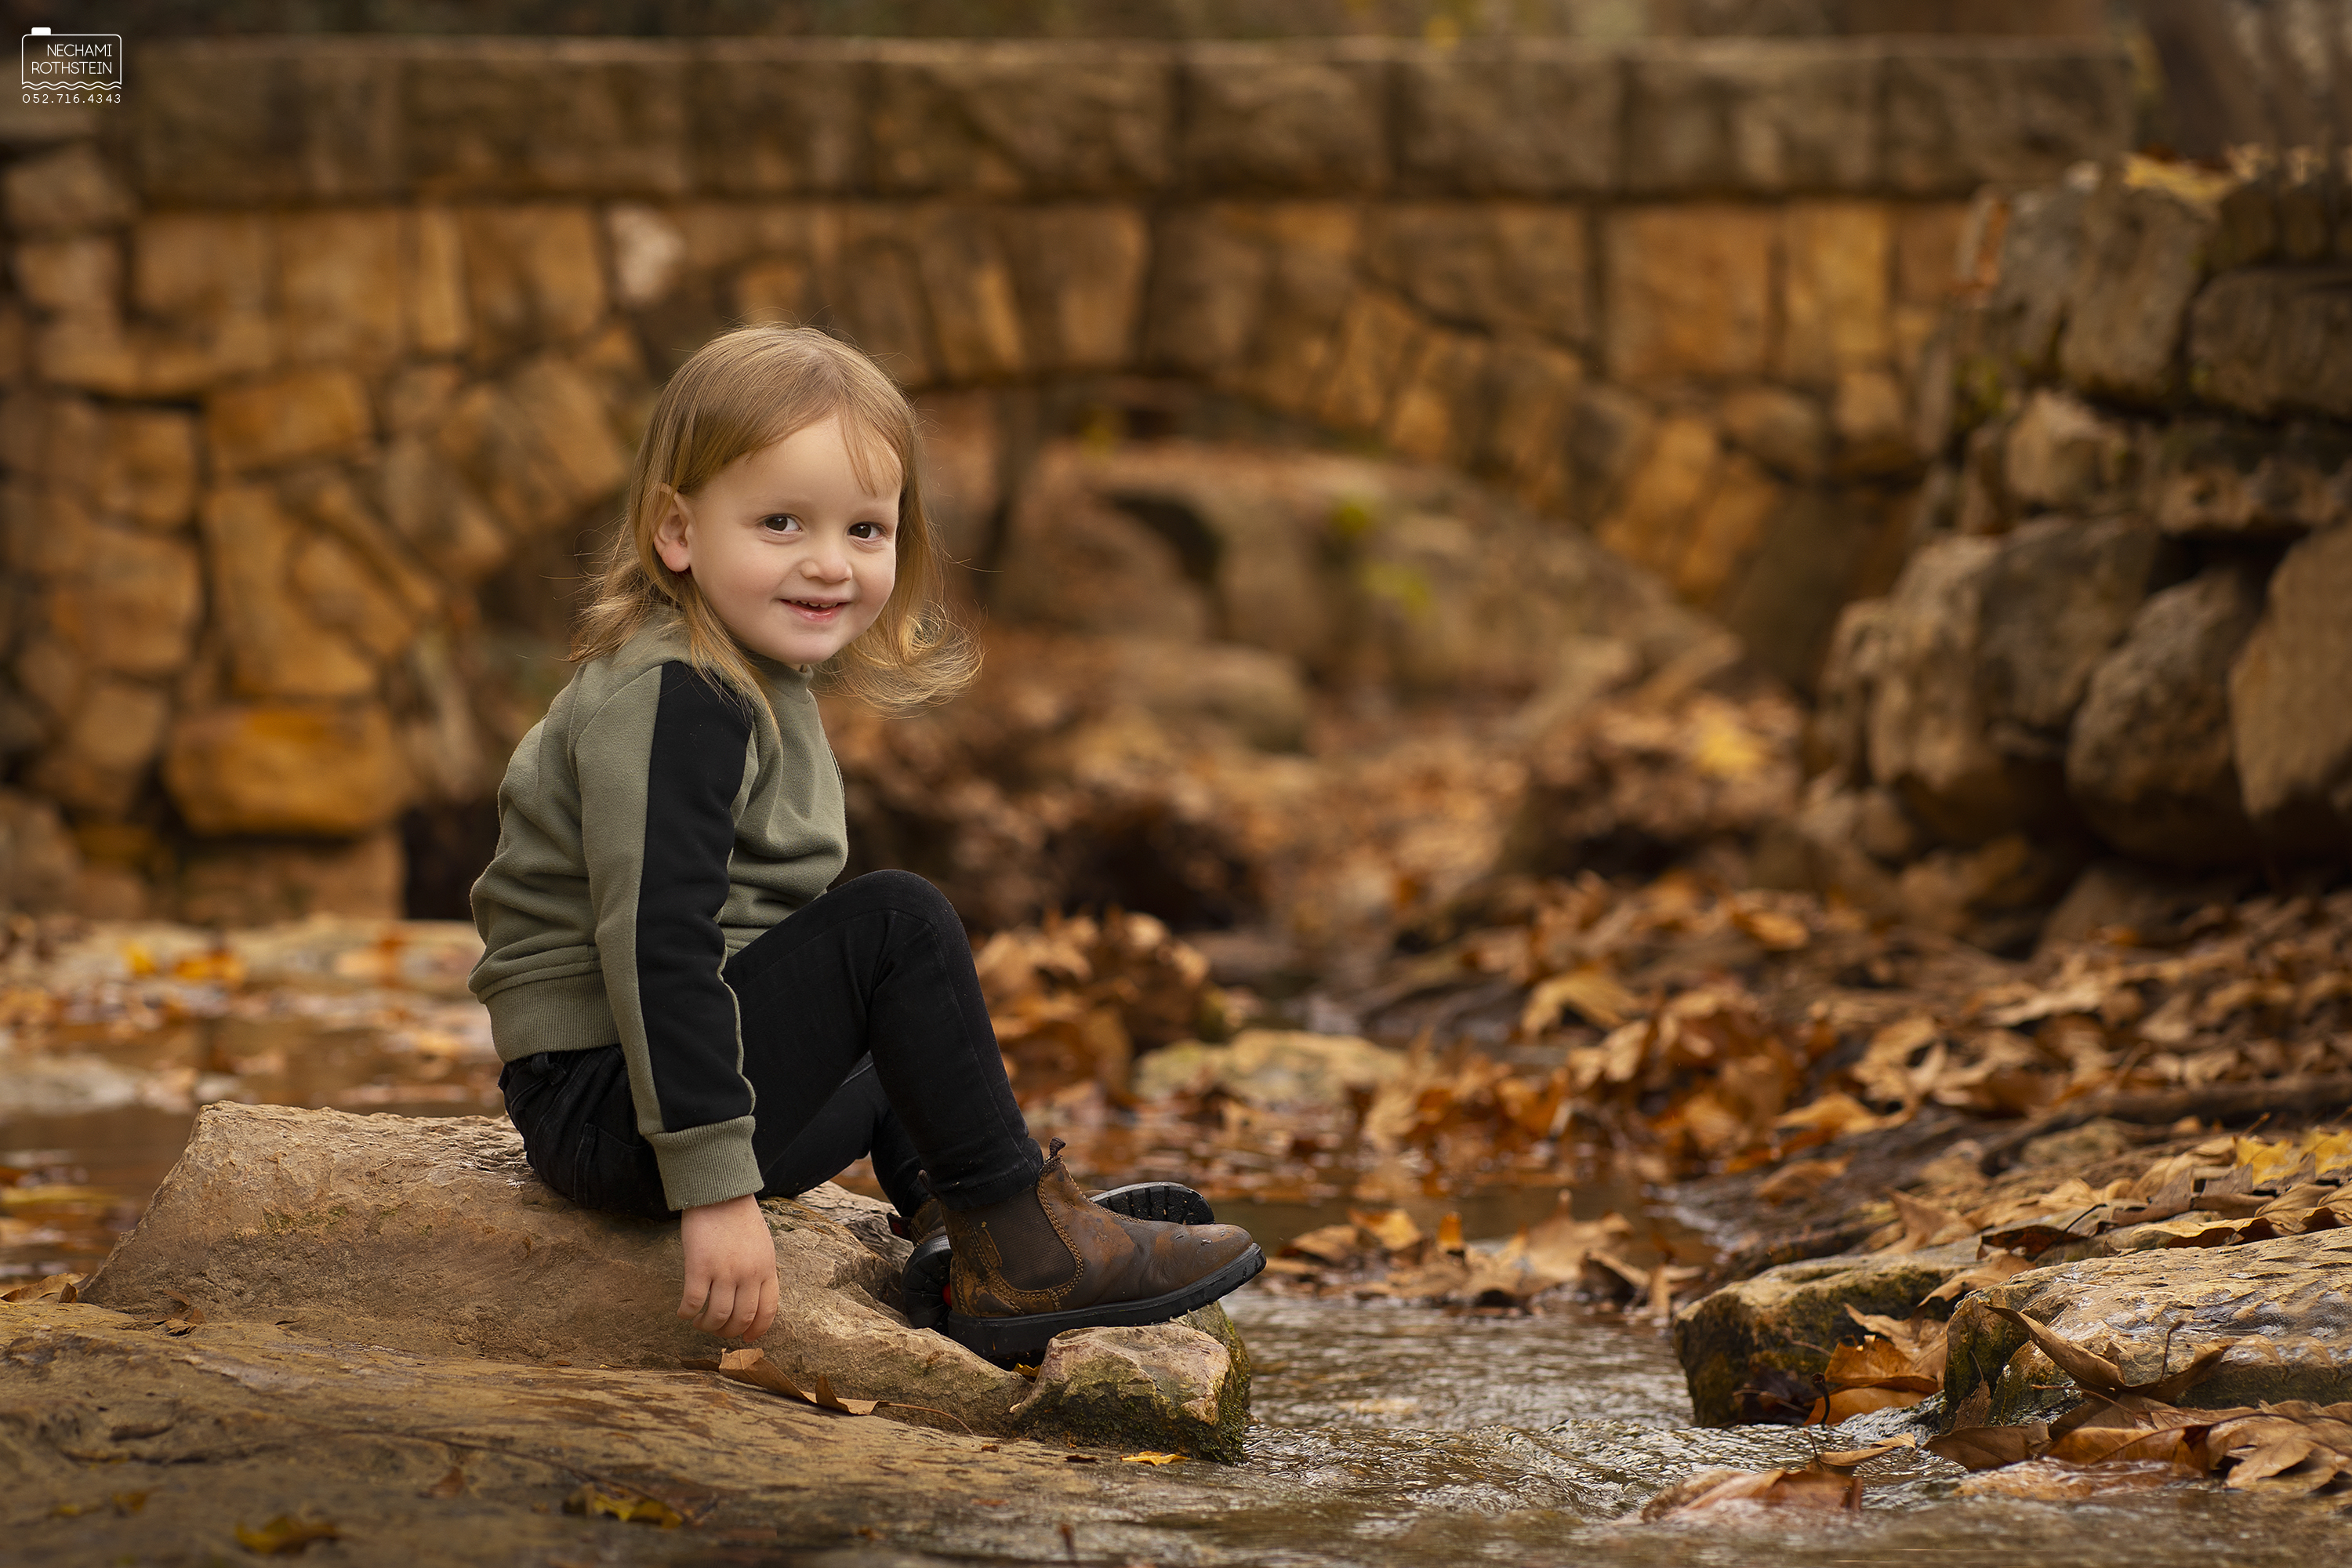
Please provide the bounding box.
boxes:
[0,36,2132,922]
[1785,152,2352,950]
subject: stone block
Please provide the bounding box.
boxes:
[1974,516,2170,735]
[3,142,133,234]
[1892,201,1972,305]
[2058,173,2217,405]
[433,354,630,537]
[1865,535,2045,842]
[200,485,380,702]
[2067,565,2263,866]
[1672,452,1784,608]
[907,209,1026,382]
[132,42,402,205]
[690,47,868,194]
[93,408,199,531]
[205,368,373,474]
[1180,47,1387,194]
[2144,419,2352,537]
[825,220,938,388]
[1720,385,1828,480]
[1623,43,1878,195]
[2003,388,2135,516]
[976,451,1215,643]
[278,209,408,366]
[0,786,81,913]
[1382,329,1489,466]
[163,702,409,837]
[1779,201,1891,387]
[1000,207,1148,373]
[869,43,1171,196]
[1141,207,1273,379]
[1979,179,2092,375]
[1882,45,2133,195]
[1316,289,1423,435]
[43,527,201,679]
[1395,46,1618,196]
[405,49,689,198]
[456,205,608,363]
[1830,367,1915,475]
[2188,267,2352,423]
[2230,521,2352,842]
[27,677,171,819]
[604,204,687,310]
[291,532,423,663]
[1235,205,1363,414]
[379,436,511,586]
[1597,413,1721,579]
[408,207,470,358]
[13,235,117,316]
[127,212,278,394]
[1365,204,1592,347]
[1480,339,1584,491]
[176,831,405,926]
[911,390,1000,575]
[1602,205,1777,383]
[1563,382,1661,528]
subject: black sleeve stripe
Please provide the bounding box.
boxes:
[638,663,757,1134]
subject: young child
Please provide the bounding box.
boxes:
[470,325,1261,1366]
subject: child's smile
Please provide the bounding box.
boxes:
[653,413,901,669]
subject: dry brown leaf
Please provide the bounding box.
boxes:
[1958,1457,2199,1500]
[1926,1423,2053,1471]
[1757,1156,1849,1206]
[1122,1452,1184,1465]
[422,1466,465,1499]
[1435,1211,1465,1254]
[565,1484,684,1527]
[813,1374,878,1416]
[1640,1461,1860,1521]
[1887,1189,1972,1252]
[1348,1208,1423,1254]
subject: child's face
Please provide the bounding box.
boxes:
[653,413,900,669]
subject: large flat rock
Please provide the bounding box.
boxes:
[1945,1228,2352,1421]
[82,1102,1247,1456]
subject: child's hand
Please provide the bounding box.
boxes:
[678,1193,779,1341]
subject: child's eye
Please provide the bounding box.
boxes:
[760,514,802,534]
[848,521,891,541]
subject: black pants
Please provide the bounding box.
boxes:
[497,870,1040,1221]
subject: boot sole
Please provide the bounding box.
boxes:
[901,1185,1210,1330]
[943,1243,1265,1367]
[1091,1181,1215,1225]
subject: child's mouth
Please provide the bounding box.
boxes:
[785,599,845,619]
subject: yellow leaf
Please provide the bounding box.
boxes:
[234,1515,342,1553]
[1436,1211,1464,1254]
[1346,1207,1422,1254]
[564,1484,683,1528]
[1123,1452,1184,1465]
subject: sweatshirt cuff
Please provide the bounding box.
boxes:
[646,1117,764,1211]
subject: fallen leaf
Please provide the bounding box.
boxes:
[1348,1207,1423,1254]
[812,1374,878,1416]
[423,1466,465,1499]
[1640,1461,1860,1520]
[1959,1457,2198,1500]
[1924,1250,2033,1305]
[1122,1452,1183,1465]
[1887,1189,1972,1252]
[1519,966,1640,1033]
[1926,1423,2053,1471]
[565,1484,684,1527]
[234,1515,343,1553]
[1757,1157,1849,1206]
[1435,1211,1464,1254]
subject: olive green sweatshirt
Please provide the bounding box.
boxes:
[468,614,847,1210]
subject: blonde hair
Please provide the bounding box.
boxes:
[573,325,978,713]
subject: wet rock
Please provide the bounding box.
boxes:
[1673,1240,1980,1427]
[1975,517,2171,737]
[1011,1307,1252,1463]
[85,1102,1251,1454]
[0,1297,1110,1563]
[2229,521,2352,847]
[2065,565,2263,866]
[162,701,409,837]
[1944,1229,2352,1421]
[2144,418,2352,538]
[2003,388,2135,516]
[1979,178,2092,374]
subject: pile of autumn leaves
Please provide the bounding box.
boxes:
[975,880,2352,1192]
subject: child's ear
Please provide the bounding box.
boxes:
[651,488,693,575]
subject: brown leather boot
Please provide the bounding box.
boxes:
[942,1142,1262,1366]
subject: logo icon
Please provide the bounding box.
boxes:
[21,27,122,94]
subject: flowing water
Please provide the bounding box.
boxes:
[6,929,2352,1564]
